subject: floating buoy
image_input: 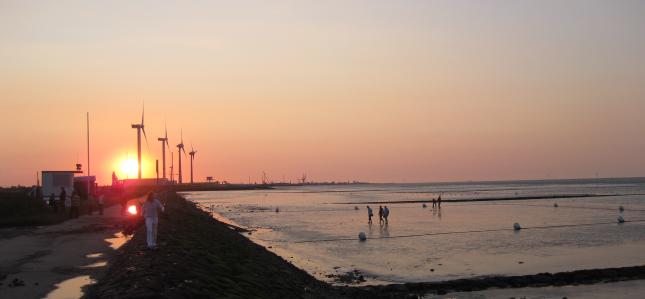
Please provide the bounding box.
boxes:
[422,203,427,208]
[513,223,522,231]
[619,206,625,212]
[618,215,625,223]
[275,207,280,213]
[553,203,558,208]
[358,232,367,241]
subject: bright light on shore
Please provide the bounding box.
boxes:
[127,205,138,215]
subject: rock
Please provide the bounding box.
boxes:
[513,223,522,230]
[358,232,367,241]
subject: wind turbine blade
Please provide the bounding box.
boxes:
[142,127,150,151]
[141,103,145,126]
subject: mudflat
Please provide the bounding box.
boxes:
[0,205,127,299]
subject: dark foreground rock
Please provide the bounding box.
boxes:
[85,192,342,299]
[87,192,645,299]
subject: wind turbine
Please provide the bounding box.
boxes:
[176,130,187,183]
[157,122,170,180]
[131,105,148,179]
[189,144,197,184]
[170,151,174,183]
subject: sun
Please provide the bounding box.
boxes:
[119,158,139,179]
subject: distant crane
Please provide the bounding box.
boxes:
[131,105,149,179]
[301,173,307,185]
[176,130,187,183]
[189,144,197,184]
[157,122,170,180]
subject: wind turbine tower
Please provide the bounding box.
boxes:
[177,130,186,183]
[131,105,148,179]
[157,123,170,180]
[189,144,197,184]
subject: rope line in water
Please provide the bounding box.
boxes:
[256,219,645,244]
[196,201,645,214]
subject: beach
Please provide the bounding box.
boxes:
[86,189,645,298]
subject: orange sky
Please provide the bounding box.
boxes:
[1,1,645,186]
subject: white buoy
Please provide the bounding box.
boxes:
[619,206,625,212]
[513,223,522,231]
[358,232,367,241]
[618,215,625,223]
[553,203,558,208]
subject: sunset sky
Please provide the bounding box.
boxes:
[1,1,645,186]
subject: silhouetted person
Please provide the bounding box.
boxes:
[438,195,442,208]
[383,205,390,223]
[48,193,57,212]
[378,205,384,224]
[120,196,128,216]
[97,192,105,216]
[70,190,81,218]
[143,192,165,249]
[59,187,67,213]
[432,197,436,208]
[88,191,95,215]
[367,205,373,224]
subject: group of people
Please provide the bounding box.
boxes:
[432,195,442,208]
[366,205,390,224]
[47,187,105,219]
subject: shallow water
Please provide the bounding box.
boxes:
[44,275,95,299]
[184,179,645,284]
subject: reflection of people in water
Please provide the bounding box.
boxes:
[379,221,389,238]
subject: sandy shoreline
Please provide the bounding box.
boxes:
[0,205,127,299]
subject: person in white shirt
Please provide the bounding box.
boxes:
[143,192,165,249]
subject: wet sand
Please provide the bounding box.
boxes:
[88,193,645,299]
[426,279,645,299]
[0,205,127,299]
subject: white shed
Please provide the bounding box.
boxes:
[41,170,82,200]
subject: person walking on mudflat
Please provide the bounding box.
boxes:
[367,205,373,224]
[378,205,384,224]
[143,192,165,250]
[383,205,390,223]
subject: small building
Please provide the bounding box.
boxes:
[41,170,82,199]
[74,176,96,199]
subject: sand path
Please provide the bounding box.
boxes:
[0,205,129,299]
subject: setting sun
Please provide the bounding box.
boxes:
[119,158,138,179]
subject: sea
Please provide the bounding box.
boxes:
[183,178,645,284]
